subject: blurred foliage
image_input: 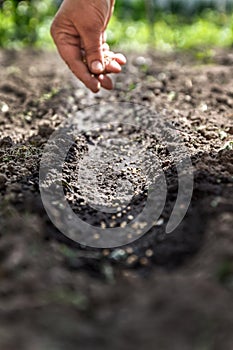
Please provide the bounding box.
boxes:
[115,0,233,19]
[108,10,233,51]
[0,0,57,48]
[0,0,232,51]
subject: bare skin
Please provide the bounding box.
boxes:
[51,0,126,93]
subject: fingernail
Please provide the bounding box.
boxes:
[91,61,103,72]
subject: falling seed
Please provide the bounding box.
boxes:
[131,222,139,229]
[127,255,138,265]
[120,221,127,228]
[110,221,116,228]
[102,249,110,257]
[126,247,133,254]
[101,221,106,229]
[156,218,164,226]
[140,257,149,266]
[145,249,154,257]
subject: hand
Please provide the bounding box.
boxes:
[51,0,126,93]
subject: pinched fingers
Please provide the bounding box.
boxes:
[103,51,127,73]
[57,42,101,92]
[97,74,113,90]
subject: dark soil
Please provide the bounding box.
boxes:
[0,48,232,350]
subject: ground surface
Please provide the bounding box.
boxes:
[0,48,233,350]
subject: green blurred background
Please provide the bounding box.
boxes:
[0,0,233,52]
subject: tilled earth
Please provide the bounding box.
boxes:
[0,48,233,350]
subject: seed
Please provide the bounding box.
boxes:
[140,257,149,266]
[120,221,127,228]
[102,249,110,257]
[126,247,133,254]
[128,215,134,221]
[156,218,164,226]
[110,221,116,228]
[101,221,106,229]
[145,249,153,257]
[126,255,138,265]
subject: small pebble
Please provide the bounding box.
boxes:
[135,56,147,66]
[1,102,9,113]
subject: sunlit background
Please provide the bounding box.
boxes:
[0,0,233,52]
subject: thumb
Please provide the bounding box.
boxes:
[82,31,104,74]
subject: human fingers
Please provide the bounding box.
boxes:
[113,53,127,65]
[98,74,113,90]
[103,51,127,73]
[81,29,105,75]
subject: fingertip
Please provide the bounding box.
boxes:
[98,74,113,90]
[71,65,101,93]
[91,82,101,93]
[87,75,101,93]
[106,60,122,73]
[91,60,104,74]
[114,53,127,65]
